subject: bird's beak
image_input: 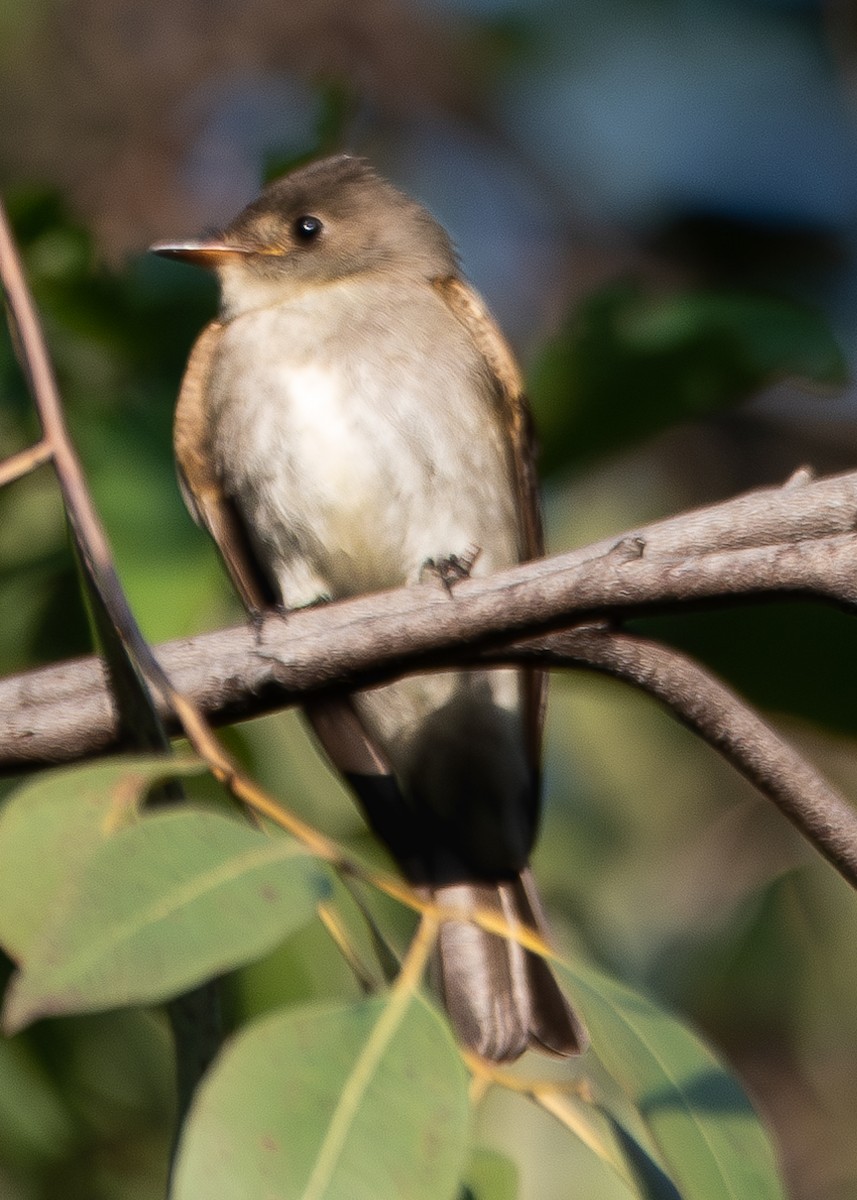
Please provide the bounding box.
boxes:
[149,239,251,267]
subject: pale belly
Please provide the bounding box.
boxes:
[207,287,530,809]
[208,292,522,607]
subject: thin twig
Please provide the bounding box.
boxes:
[317,901,380,994]
[0,200,178,721]
[0,440,53,487]
[0,197,232,1134]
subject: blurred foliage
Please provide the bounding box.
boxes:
[529,282,846,475]
[262,78,358,183]
[635,602,857,735]
[2,79,857,1196]
[0,186,225,677]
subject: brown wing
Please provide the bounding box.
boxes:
[432,276,543,559]
[432,275,547,766]
[173,319,274,614]
[173,320,392,779]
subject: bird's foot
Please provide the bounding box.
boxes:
[249,602,289,646]
[420,545,481,595]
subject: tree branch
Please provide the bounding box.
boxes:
[4,466,857,770]
[3,469,857,888]
[499,627,857,887]
[0,439,53,486]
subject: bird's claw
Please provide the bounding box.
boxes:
[420,545,482,595]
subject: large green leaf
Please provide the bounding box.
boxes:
[531,1082,679,1200]
[0,1037,77,1166]
[557,960,785,1200]
[0,756,205,961]
[461,1148,519,1199]
[171,994,471,1200]
[3,806,331,1032]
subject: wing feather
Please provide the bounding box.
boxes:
[173,320,393,778]
[173,320,274,613]
[433,275,547,766]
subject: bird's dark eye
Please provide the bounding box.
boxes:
[293,215,323,242]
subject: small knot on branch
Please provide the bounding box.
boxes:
[784,465,816,489]
[609,535,646,563]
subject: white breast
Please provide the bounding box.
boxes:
[208,279,521,609]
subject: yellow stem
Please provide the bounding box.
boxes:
[300,914,440,1200]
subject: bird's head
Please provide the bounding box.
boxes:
[151,155,457,317]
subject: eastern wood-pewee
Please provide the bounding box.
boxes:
[152,154,586,1061]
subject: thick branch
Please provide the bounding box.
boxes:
[5,599,857,888]
[500,628,857,888]
[4,468,857,770]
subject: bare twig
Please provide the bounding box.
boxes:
[0,197,223,1130]
[0,440,53,486]
[0,200,175,725]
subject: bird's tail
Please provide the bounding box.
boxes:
[432,869,587,1062]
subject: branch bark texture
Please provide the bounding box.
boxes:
[3,465,857,771]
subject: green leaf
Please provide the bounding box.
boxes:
[3,807,331,1032]
[0,755,205,961]
[462,1148,518,1199]
[557,960,786,1200]
[529,283,846,474]
[532,1083,677,1199]
[0,1037,77,1166]
[171,994,471,1200]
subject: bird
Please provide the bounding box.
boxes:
[151,153,586,1062]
